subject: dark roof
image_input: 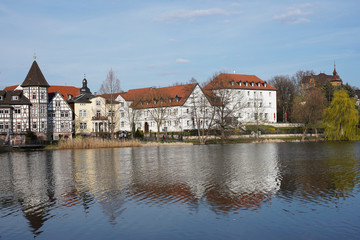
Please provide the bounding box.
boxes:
[67,93,94,104]
[21,61,50,87]
[0,90,31,106]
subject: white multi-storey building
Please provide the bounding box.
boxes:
[111,83,213,133]
[204,73,277,123]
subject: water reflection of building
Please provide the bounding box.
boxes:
[0,151,78,236]
[126,144,281,213]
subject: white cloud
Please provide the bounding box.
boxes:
[273,4,313,24]
[176,58,190,63]
[155,8,236,21]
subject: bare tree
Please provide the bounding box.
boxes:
[269,75,296,122]
[144,90,169,141]
[291,88,326,141]
[189,87,216,144]
[98,69,122,139]
[292,70,315,94]
[204,73,247,139]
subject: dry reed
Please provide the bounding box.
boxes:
[57,138,142,149]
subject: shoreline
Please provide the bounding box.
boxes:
[0,137,332,152]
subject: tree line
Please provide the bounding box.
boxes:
[269,70,360,140]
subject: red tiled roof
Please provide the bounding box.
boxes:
[124,84,197,109]
[48,86,81,100]
[3,85,18,91]
[120,87,153,101]
[204,73,276,91]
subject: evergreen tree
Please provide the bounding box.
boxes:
[323,90,359,140]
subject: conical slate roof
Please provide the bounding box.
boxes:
[21,61,50,87]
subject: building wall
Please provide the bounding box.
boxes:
[23,86,48,138]
[48,93,73,140]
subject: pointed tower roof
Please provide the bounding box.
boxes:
[21,61,50,87]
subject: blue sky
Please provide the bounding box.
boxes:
[0,0,359,92]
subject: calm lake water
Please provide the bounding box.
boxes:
[1,142,360,240]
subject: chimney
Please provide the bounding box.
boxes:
[94,92,97,96]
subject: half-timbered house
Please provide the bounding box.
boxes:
[0,90,31,144]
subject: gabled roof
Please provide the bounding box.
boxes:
[125,84,198,109]
[0,90,31,106]
[21,61,50,87]
[3,85,19,91]
[48,86,81,100]
[204,73,276,91]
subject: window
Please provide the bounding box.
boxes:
[0,96,3,100]
[238,81,242,86]
[61,123,64,129]
[251,82,254,87]
[96,110,101,118]
[269,102,272,107]
[121,112,125,117]
[65,112,69,117]
[0,124,3,129]
[12,96,19,100]
[41,93,44,100]
[121,121,124,127]
[17,123,21,130]
[32,93,36,99]
[61,112,65,117]
[68,94,72,99]
[259,102,263,107]
[260,92,262,97]
[265,113,268,119]
[247,91,250,96]
[96,100,101,106]
[80,122,87,130]
[187,120,190,126]
[247,102,250,107]
[260,113,263,119]
[269,92,271,97]
[4,124,8,129]
[120,102,124,107]
[41,122,45,129]
[33,122,37,129]
[56,101,60,107]
[14,109,21,114]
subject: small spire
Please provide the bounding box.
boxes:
[33,51,36,61]
[84,74,86,79]
[333,61,337,76]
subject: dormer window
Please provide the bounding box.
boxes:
[264,83,267,87]
[12,96,19,101]
[238,81,242,86]
[68,94,72,99]
[0,95,3,100]
[169,98,172,103]
[175,95,181,102]
[251,82,254,87]
[230,80,234,86]
[257,82,261,87]
[245,82,248,86]
[154,99,158,104]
